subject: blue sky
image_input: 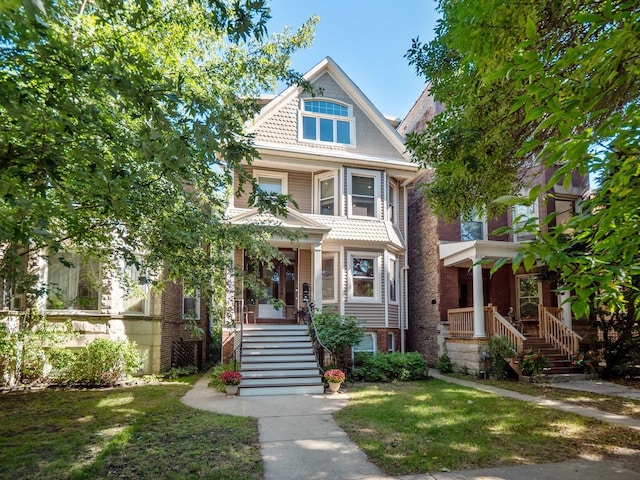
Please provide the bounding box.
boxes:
[266,0,440,119]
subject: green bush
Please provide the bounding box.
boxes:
[44,346,78,384]
[313,310,364,370]
[489,335,516,380]
[352,352,428,382]
[73,338,144,385]
[436,351,453,373]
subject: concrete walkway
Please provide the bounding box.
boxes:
[181,373,640,480]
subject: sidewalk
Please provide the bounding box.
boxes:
[182,373,640,480]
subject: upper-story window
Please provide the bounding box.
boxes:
[388,182,397,223]
[301,99,353,145]
[348,252,381,302]
[316,171,338,215]
[513,193,539,242]
[460,209,487,241]
[255,170,288,195]
[348,169,380,219]
[183,286,200,320]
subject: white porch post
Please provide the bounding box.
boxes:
[313,242,323,309]
[560,290,573,328]
[472,256,486,338]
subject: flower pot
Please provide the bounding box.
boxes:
[328,382,341,393]
[225,385,239,396]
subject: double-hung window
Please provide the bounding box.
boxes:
[301,99,353,145]
[316,172,337,216]
[388,182,397,223]
[348,252,380,302]
[348,169,379,218]
[513,193,539,242]
[321,253,338,303]
[183,286,200,320]
[122,263,147,314]
[460,209,487,241]
[388,256,398,303]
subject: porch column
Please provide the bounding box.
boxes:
[472,256,486,338]
[560,290,573,328]
[313,242,323,310]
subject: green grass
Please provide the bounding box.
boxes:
[335,380,640,475]
[0,379,262,480]
[475,378,640,420]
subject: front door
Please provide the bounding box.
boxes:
[516,275,541,320]
[251,249,297,320]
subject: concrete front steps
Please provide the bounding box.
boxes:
[239,324,324,396]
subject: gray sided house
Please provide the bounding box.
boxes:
[225,57,419,365]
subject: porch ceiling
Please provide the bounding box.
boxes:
[439,240,522,268]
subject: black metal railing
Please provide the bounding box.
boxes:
[230,299,245,372]
[300,301,332,370]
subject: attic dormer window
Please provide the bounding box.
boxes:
[301,99,353,145]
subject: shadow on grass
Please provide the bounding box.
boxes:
[0,380,262,480]
[336,379,640,475]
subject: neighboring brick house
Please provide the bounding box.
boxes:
[225,57,419,356]
[401,88,590,372]
[1,250,209,375]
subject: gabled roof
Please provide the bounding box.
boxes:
[248,57,416,169]
[226,206,331,235]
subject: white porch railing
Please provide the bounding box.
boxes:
[539,306,582,360]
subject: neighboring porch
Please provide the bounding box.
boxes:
[441,305,583,376]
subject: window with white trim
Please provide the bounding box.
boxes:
[348,252,380,302]
[47,253,101,311]
[388,256,398,303]
[513,194,539,242]
[183,286,200,320]
[348,169,380,219]
[300,99,353,145]
[321,253,338,303]
[388,182,397,223]
[316,172,337,216]
[353,332,376,358]
[254,170,288,195]
[460,209,487,241]
[387,332,395,353]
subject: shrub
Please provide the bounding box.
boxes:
[163,365,199,380]
[73,338,144,385]
[436,350,453,373]
[520,350,551,377]
[352,352,428,382]
[44,346,78,384]
[489,335,516,380]
[313,310,364,370]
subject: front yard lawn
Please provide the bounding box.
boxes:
[335,379,640,475]
[0,379,261,480]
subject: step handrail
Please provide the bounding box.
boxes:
[539,306,582,360]
[301,300,332,371]
[492,310,527,355]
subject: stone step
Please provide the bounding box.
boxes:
[242,353,316,363]
[241,375,322,386]
[241,361,319,370]
[242,368,321,378]
[243,349,314,357]
[239,383,325,396]
[242,341,312,349]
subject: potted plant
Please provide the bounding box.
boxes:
[324,369,345,393]
[219,370,242,396]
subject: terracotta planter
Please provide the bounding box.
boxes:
[225,384,239,396]
[328,382,341,393]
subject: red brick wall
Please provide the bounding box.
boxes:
[160,282,208,371]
